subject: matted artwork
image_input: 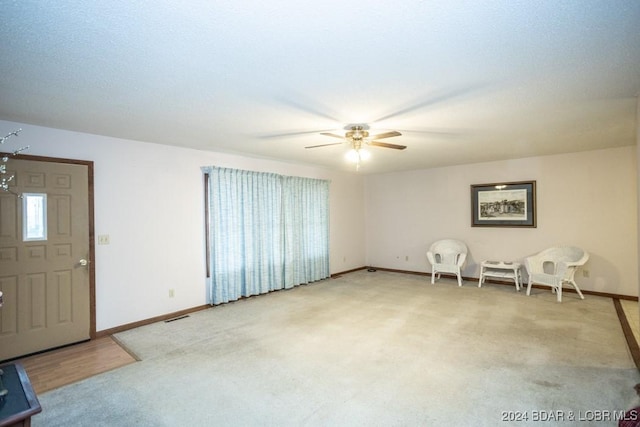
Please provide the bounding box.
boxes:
[471,181,536,227]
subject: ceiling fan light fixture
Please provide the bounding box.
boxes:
[345,148,371,163]
[345,148,371,171]
[345,148,360,163]
[359,148,371,161]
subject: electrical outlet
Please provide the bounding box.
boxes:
[583,270,589,278]
[169,289,175,298]
[98,234,110,245]
[405,256,409,261]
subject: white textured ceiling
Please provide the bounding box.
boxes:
[1,1,639,174]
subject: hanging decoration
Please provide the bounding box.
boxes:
[1,128,28,197]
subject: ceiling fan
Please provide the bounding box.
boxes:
[304,125,407,151]
[305,124,407,170]
[304,125,406,170]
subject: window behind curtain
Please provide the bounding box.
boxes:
[202,166,330,305]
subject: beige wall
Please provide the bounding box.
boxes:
[365,146,638,297]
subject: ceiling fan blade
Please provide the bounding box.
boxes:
[369,141,407,150]
[305,142,345,149]
[369,131,402,140]
[320,132,347,140]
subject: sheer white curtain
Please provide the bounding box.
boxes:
[283,176,330,288]
[203,167,283,304]
[202,167,330,305]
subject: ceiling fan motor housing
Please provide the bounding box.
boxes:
[346,125,368,141]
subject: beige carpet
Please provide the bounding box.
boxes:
[32,270,640,426]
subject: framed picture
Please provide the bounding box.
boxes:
[471,181,536,227]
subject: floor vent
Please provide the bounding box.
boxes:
[164,315,190,323]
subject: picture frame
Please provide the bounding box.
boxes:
[470,181,536,227]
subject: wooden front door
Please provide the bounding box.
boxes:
[0,156,94,361]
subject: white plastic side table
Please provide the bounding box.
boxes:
[478,261,522,291]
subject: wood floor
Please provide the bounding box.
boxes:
[13,336,138,394]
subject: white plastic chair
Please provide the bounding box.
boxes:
[525,246,589,302]
[426,239,468,286]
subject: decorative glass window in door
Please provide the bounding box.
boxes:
[23,193,47,241]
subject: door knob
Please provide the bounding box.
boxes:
[79,259,89,267]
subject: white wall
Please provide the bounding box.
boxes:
[3,118,636,333]
[0,120,366,331]
[365,146,638,297]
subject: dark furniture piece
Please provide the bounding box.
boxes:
[0,363,41,427]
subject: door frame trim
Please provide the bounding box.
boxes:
[8,153,96,339]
